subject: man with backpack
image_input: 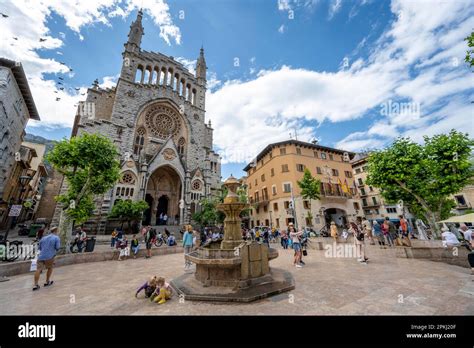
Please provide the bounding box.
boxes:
[145,228,156,259]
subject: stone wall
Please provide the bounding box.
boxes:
[35,168,64,223]
[0,67,30,200]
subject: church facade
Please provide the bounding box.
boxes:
[55,10,221,231]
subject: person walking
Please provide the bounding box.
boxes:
[382,217,394,247]
[158,213,163,225]
[183,225,194,270]
[33,226,60,291]
[349,222,368,264]
[330,221,338,243]
[163,214,168,225]
[288,223,304,268]
[399,215,411,247]
[362,217,375,245]
[280,230,288,249]
[373,220,385,248]
[144,227,156,259]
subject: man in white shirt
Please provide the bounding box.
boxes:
[441,227,460,247]
[459,224,472,240]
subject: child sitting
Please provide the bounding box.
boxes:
[151,277,173,305]
[135,276,158,298]
[117,236,129,261]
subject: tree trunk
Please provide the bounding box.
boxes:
[424,210,441,239]
[58,209,73,254]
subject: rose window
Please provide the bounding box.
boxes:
[144,105,181,139]
[121,173,135,184]
[192,180,202,191]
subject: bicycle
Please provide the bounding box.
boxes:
[153,233,167,247]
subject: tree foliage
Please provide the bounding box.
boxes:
[109,199,149,232]
[297,168,321,201]
[192,184,250,226]
[46,133,121,225]
[366,130,474,236]
[465,31,474,68]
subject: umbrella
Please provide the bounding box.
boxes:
[437,213,474,223]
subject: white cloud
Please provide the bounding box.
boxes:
[99,74,120,89]
[175,57,196,75]
[328,0,342,20]
[208,0,473,163]
[0,0,181,129]
[278,24,286,34]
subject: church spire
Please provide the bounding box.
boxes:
[195,46,207,81]
[125,9,144,52]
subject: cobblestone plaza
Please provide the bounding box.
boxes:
[1,243,472,315]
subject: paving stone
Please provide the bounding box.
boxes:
[0,244,472,315]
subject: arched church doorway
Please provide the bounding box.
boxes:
[156,195,169,225]
[146,165,182,226]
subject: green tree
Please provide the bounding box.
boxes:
[46,133,121,251]
[192,184,250,226]
[297,168,321,206]
[465,31,474,68]
[109,199,149,233]
[366,130,474,237]
[192,198,223,226]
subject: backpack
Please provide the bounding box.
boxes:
[355,229,365,241]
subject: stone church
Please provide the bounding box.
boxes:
[54,10,221,231]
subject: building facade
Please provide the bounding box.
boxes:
[0,58,40,228]
[351,154,413,221]
[451,185,474,215]
[21,141,48,221]
[53,10,221,232]
[243,140,359,230]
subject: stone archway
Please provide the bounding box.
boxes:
[324,208,347,228]
[146,165,182,226]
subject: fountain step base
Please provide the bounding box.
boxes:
[170,268,295,303]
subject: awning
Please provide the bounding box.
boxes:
[438,213,474,224]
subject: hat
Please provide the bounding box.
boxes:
[330,221,335,225]
[288,222,294,226]
[50,226,58,232]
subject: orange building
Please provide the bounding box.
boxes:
[243,140,359,230]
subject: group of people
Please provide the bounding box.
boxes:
[156,213,169,225]
[135,276,173,305]
[69,227,88,253]
[110,226,178,261]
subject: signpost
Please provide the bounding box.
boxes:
[8,205,22,217]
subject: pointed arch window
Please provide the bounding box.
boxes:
[134,127,146,156]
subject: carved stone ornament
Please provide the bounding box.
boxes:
[144,104,182,139]
[126,90,136,98]
[162,148,176,161]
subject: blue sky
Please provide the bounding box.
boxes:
[0,0,473,180]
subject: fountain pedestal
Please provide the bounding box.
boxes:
[170,176,295,302]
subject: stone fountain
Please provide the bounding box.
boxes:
[170,175,295,302]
